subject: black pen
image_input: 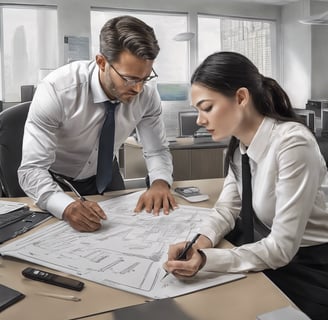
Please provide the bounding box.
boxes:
[162,233,201,280]
[53,174,86,201]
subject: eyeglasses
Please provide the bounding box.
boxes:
[110,64,158,87]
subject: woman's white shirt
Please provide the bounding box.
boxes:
[200,117,328,273]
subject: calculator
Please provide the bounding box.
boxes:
[174,187,209,202]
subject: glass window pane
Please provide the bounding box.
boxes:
[91,10,189,83]
[2,6,58,102]
[198,15,274,77]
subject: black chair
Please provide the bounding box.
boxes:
[0,101,31,197]
[316,136,328,168]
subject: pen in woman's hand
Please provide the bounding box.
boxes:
[162,233,201,280]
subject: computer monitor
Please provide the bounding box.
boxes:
[306,99,328,118]
[178,111,200,137]
[293,108,315,133]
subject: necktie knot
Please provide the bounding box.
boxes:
[242,153,249,163]
[104,101,119,113]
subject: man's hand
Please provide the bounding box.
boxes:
[63,200,107,232]
[134,179,178,215]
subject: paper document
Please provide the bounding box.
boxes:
[0,200,27,215]
[0,192,244,299]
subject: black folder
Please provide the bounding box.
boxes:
[0,209,52,244]
[0,284,25,312]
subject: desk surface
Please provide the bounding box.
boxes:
[0,179,291,320]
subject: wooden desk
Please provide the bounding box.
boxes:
[0,179,291,320]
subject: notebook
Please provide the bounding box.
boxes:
[0,284,25,312]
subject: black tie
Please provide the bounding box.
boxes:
[240,153,255,244]
[96,101,119,194]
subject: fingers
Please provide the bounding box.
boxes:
[133,188,178,215]
[164,250,202,278]
[134,195,145,213]
[63,200,107,232]
[82,201,107,220]
[163,243,204,278]
[167,242,187,260]
[165,192,178,215]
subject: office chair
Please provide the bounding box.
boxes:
[0,101,31,197]
[316,136,328,168]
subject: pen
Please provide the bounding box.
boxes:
[162,233,201,280]
[53,174,86,201]
[37,292,81,302]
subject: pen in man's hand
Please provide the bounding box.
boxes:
[162,233,201,280]
[53,174,86,201]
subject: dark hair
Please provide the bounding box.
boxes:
[191,51,302,176]
[99,15,160,63]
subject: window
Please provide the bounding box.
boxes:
[91,9,189,83]
[198,15,275,77]
[0,6,58,102]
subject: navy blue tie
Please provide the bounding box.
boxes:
[240,153,255,244]
[96,101,119,194]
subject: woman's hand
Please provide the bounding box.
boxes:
[163,235,211,278]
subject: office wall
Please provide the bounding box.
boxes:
[281,0,311,108]
[311,0,328,99]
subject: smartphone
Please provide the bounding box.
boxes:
[174,186,209,202]
[22,267,84,291]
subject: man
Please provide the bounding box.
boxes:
[18,15,177,232]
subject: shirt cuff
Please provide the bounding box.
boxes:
[45,192,75,219]
[149,173,173,187]
[199,226,219,247]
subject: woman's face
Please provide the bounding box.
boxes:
[191,83,244,142]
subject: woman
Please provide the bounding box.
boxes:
[164,52,328,319]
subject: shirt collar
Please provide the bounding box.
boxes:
[90,62,119,104]
[239,117,276,163]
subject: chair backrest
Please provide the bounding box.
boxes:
[0,101,31,197]
[316,136,328,168]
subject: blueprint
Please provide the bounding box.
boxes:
[0,191,244,299]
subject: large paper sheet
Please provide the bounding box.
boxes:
[0,192,244,298]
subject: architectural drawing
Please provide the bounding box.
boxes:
[0,192,244,298]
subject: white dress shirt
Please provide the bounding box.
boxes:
[200,117,328,273]
[18,60,172,219]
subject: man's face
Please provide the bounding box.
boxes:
[96,50,155,103]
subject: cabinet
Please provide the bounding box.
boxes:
[122,137,227,181]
